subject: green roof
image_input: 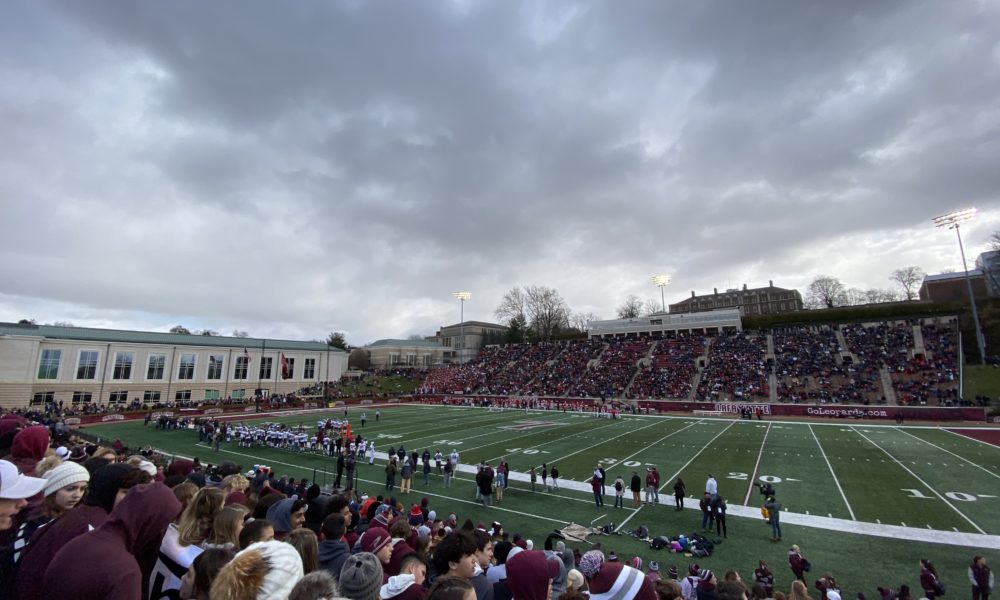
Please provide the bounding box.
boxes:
[367,339,446,349]
[0,322,342,352]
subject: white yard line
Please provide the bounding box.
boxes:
[460,415,614,455]
[896,428,1000,481]
[809,424,856,520]
[603,420,702,470]
[617,420,737,532]
[397,411,581,449]
[851,426,985,534]
[744,422,772,505]
[530,419,662,469]
[482,418,634,463]
[943,427,1000,450]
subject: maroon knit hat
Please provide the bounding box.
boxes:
[360,527,393,554]
[506,551,560,600]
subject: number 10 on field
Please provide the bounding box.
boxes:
[901,489,996,502]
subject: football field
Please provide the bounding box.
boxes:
[85,404,1000,591]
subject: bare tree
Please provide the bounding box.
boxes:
[169,325,191,334]
[991,230,1000,252]
[807,276,846,309]
[51,321,75,327]
[197,329,218,336]
[232,330,249,338]
[524,285,570,340]
[571,311,598,332]
[407,334,425,341]
[494,286,527,325]
[643,299,663,316]
[889,266,925,301]
[616,295,643,319]
[843,287,867,306]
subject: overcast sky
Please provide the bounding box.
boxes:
[2,1,999,345]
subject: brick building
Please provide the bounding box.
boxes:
[668,280,803,316]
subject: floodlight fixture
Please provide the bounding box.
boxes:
[931,208,986,364]
[652,274,672,312]
[452,291,471,364]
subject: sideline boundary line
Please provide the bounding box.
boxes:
[896,428,1000,481]
[851,426,985,534]
[617,420,737,532]
[177,441,1000,548]
[744,422,772,505]
[810,424,856,520]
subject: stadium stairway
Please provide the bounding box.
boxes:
[879,367,898,404]
[912,324,926,357]
[768,372,778,402]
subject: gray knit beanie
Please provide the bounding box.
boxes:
[339,552,383,600]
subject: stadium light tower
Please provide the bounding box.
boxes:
[652,275,672,313]
[933,208,986,364]
[453,291,471,364]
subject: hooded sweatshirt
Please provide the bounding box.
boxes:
[265,496,298,539]
[42,483,181,600]
[381,573,428,600]
[9,426,49,476]
[318,537,351,579]
[14,463,136,600]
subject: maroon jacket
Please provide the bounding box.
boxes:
[15,504,110,600]
[42,484,181,600]
[789,552,806,577]
[385,582,428,600]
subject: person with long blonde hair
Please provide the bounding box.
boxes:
[790,580,814,600]
[149,486,225,597]
[205,504,250,550]
[287,527,320,574]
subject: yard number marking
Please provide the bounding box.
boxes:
[902,489,990,502]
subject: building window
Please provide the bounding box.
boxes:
[285,358,295,379]
[109,391,128,404]
[147,354,166,380]
[260,357,272,380]
[30,391,54,406]
[207,354,224,380]
[113,352,134,380]
[205,389,220,401]
[175,390,191,401]
[143,390,161,403]
[406,354,416,365]
[422,355,431,366]
[231,389,245,399]
[390,353,400,365]
[178,354,196,380]
[71,391,92,404]
[77,351,99,380]
[37,349,61,380]
[304,358,316,379]
[234,356,249,380]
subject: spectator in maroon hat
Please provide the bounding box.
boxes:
[506,550,560,600]
[8,426,49,476]
[582,549,657,600]
[361,526,395,582]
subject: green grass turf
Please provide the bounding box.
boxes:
[84,404,1000,593]
[964,364,1000,403]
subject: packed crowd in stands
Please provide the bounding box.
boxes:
[565,339,653,399]
[772,328,879,405]
[628,338,704,400]
[0,412,990,600]
[695,334,770,402]
[891,324,960,406]
[415,319,967,408]
[522,340,605,397]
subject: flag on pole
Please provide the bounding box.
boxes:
[280,352,289,379]
[243,347,251,361]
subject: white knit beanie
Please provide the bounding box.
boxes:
[43,461,90,496]
[249,540,304,600]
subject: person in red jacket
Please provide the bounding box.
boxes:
[42,482,182,600]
